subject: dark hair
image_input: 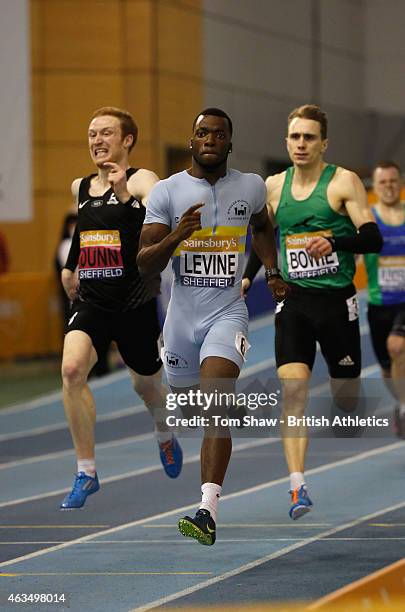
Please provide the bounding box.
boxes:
[373,160,401,174]
[91,107,138,151]
[288,104,328,140]
[192,107,233,135]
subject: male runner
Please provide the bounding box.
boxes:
[60,107,182,510]
[137,108,287,544]
[243,104,382,519]
[364,161,405,437]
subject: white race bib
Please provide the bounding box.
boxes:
[286,230,339,280]
[178,234,240,289]
[378,256,405,292]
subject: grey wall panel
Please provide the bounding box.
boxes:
[204,0,312,42]
[366,58,405,115]
[321,53,364,108]
[365,0,405,114]
[326,108,368,169]
[320,0,365,56]
[204,17,313,100]
[233,94,290,161]
[364,113,405,167]
[366,0,405,58]
[204,86,291,174]
[203,0,405,172]
[203,85,236,119]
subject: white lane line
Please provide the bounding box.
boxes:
[0,315,277,416]
[0,438,279,509]
[0,404,146,443]
[0,324,374,444]
[145,523,331,528]
[0,525,109,529]
[0,360,382,468]
[0,369,129,415]
[0,290,369,417]
[0,432,154,471]
[0,439,402,569]
[129,499,405,612]
[0,571,212,576]
[2,537,404,546]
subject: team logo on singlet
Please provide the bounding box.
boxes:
[91,199,103,208]
[78,230,124,280]
[107,193,119,205]
[164,350,188,369]
[227,200,251,221]
[174,228,245,289]
[286,229,339,280]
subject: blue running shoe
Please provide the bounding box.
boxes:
[289,485,313,520]
[159,435,183,478]
[178,509,216,546]
[60,472,99,510]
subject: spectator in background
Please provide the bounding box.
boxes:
[55,212,78,324]
[0,230,10,274]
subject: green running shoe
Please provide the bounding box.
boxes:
[178,509,216,545]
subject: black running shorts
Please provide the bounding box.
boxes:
[367,303,405,370]
[66,298,162,375]
[275,283,361,378]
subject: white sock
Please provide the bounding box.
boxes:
[290,472,305,491]
[199,482,222,522]
[77,459,96,477]
[155,430,173,445]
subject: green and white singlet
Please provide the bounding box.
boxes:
[276,164,357,290]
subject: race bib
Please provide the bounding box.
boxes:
[378,256,405,292]
[78,230,124,279]
[346,294,359,321]
[235,332,250,361]
[286,230,339,280]
[178,233,242,289]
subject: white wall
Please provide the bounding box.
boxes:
[0,0,32,222]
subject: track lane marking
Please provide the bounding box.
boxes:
[0,440,402,570]
[145,523,331,528]
[0,437,279,509]
[0,369,129,415]
[2,537,405,545]
[129,499,405,612]
[0,432,154,470]
[0,525,110,529]
[0,313,277,416]
[0,404,146,443]
[0,357,380,460]
[308,558,405,609]
[0,571,212,576]
[0,317,370,431]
